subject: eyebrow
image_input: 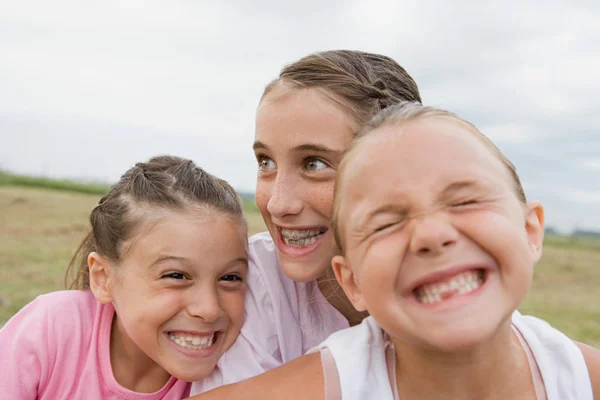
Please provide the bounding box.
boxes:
[149,255,187,270]
[439,180,487,196]
[252,141,268,151]
[227,257,250,270]
[354,203,406,232]
[150,255,249,271]
[252,141,344,157]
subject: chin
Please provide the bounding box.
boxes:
[172,365,216,382]
[279,256,328,282]
[424,321,505,354]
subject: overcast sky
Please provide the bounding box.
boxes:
[1,0,598,232]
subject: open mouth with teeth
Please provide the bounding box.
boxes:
[167,331,218,350]
[279,227,327,247]
[414,269,486,305]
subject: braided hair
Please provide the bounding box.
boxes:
[261,50,422,128]
[66,155,244,289]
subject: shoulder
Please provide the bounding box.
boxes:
[3,290,96,330]
[576,341,600,399]
[3,290,100,350]
[0,291,99,396]
[37,289,97,309]
[37,290,99,328]
[513,312,597,396]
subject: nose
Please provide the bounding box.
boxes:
[265,172,304,219]
[408,213,458,256]
[187,286,222,323]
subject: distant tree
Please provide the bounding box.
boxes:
[572,229,600,238]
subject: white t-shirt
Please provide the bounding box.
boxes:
[191,232,349,394]
[312,312,593,400]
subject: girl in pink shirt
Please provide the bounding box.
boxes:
[0,155,249,399]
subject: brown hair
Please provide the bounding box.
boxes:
[261,50,422,127]
[66,155,245,289]
[332,102,527,251]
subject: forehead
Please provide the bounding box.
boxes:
[123,208,246,259]
[255,86,356,149]
[341,118,512,207]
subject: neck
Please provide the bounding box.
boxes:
[110,316,171,393]
[393,321,536,400]
[317,267,368,326]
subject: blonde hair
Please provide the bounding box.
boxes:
[332,102,527,251]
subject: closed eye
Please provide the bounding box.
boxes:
[374,223,394,233]
[452,199,478,207]
[372,218,407,234]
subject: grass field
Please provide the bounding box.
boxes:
[1,185,599,347]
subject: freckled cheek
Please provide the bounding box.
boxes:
[306,182,335,218]
[255,181,272,216]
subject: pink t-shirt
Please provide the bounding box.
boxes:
[191,232,350,394]
[0,290,191,400]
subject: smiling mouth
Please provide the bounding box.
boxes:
[167,331,217,350]
[279,227,326,247]
[414,269,485,305]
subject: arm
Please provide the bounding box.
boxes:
[576,341,600,399]
[189,352,325,400]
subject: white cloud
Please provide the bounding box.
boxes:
[478,123,536,144]
[564,190,600,204]
[578,159,600,170]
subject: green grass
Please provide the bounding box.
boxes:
[542,233,600,250]
[1,180,599,349]
[0,170,109,195]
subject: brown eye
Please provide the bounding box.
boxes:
[220,274,244,282]
[257,155,276,171]
[304,157,328,172]
[163,272,186,280]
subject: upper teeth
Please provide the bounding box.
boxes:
[280,228,324,240]
[168,332,215,350]
[415,270,484,305]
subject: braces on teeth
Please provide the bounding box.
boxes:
[280,228,325,247]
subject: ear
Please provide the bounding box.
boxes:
[331,255,367,312]
[88,252,114,304]
[525,201,545,264]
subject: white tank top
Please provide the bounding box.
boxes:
[311,312,593,400]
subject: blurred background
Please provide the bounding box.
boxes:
[1,1,599,345]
